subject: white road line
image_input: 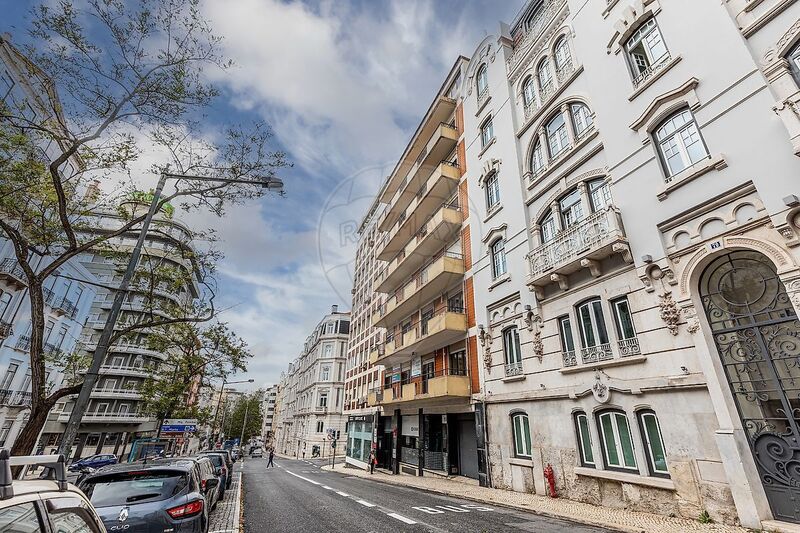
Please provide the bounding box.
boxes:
[322,486,334,490]
[284,470,321,485]
[356,499,376,507]
[387,513,417,524]
[335,491,350,497]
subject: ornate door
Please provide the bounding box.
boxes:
[700,250,800,523]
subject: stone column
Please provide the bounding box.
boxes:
[531,224,542,248]
[561,102,577,145]
[577,182,591,218]
[550,202,562,232]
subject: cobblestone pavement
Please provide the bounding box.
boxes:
[209,470,243,533]
[322,463,749,533]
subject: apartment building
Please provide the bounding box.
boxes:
[273,306,350,458]
[41,195,200,458]
[261,384,277,444]
[365,58,488,482]
[461,0,800,529]
[343,199,386,469]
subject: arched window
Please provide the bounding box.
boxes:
[588,178,611,211]
[637,410,669,477]
[503,326,522,370]
[481,116,495,148]
[485,172,500,210]
[554,36,571,70]
[546,112,569,156]
[596,409,638,471]
[490,238,507,278]
[625,17,669,84]
[559,188,583,228]
[789,41,800,86]
[540,211,556,243]
[476,64,488,95]
[576,298,609,349]
[530,141,546,176]
[511,413,532,458]
[654,108,709,177]
[570,103,594,138]
[574,411,594,467]
[537,58,553,97]
[522,76,536,107]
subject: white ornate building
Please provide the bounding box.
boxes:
[462,0,800,529]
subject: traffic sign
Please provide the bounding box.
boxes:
[163,418,198,426]
[161,424,197,433]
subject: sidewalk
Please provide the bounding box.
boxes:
[208,471,243,533]
[321,463,748,533]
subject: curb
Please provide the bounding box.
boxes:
[320,464,686,533]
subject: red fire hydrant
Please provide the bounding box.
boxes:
[543,463,558,498]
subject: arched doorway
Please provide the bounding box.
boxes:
[700,250,800,523]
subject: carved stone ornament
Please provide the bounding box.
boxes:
[659,291,681,336]
[682,304,700,335]
[786,279,800,315]
[479,327,494,370]
[532,329,544,361]
[591,371,610,404]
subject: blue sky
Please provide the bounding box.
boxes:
[2,0,525,390]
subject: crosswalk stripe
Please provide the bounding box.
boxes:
[387,513,416,524]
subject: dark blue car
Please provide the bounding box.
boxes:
[68,453,118,472]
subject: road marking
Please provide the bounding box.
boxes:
[436,505,469,513]
[387,513,416,524]
[356,499,376,507]
[322,486,334,490]
[285,470,321,485]
[335,491,350,497]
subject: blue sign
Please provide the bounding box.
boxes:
[161,424,197,433]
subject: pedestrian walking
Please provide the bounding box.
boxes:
[368,450,376,474]
[267,448,275,468]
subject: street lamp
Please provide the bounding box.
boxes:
[212,378,254,446]
[58,171,281,460]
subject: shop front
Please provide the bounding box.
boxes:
[345,414,374,468]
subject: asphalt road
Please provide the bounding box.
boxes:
[241,456,611,533]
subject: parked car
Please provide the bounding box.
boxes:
[251,447,263,458]
[68,453,118,472]
[199,450,233,489]
[201,453,228,498]
[0,450,107,532]
[79,458,216,533]
[193,456,222,510]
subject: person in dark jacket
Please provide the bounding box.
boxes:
[267,448,275,468]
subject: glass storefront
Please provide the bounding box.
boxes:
[346,418,373,463]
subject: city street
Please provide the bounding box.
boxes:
[241,457,610,533]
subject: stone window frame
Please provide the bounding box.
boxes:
[573,410,595,468]
[595,408,639,473]
[635,408,671,479]
[510,411,533,459]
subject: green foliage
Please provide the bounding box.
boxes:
[698,510,713,524]
[221,391,264,443]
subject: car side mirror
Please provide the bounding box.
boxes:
[205,478,220,491]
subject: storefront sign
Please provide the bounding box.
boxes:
[392,365,401,383]
[402,415,420,437]
[411,356,421,377]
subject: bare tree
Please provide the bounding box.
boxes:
[0,0,289,455]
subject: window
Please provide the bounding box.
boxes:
[554,36,571,70]
[319,394,328,408]
[537,58,553,96]
[559,188,583,228]
[321,365,330,381]
[481,117,494,148]
[503,327,521,365]
[625,17,668,82]
[476,64,488,95]
[316,421,324,433]
[0,420,12,446]
[570,103,594,138]
[611,297,636,340]
[577,298,609,348]
[638,410,669,477]
[511,413,532,458]
[546,112,569,156]
[485,172,500,210]
[0,502,43,532]
[530,141,546,176]
[522,76,535,107]
[540,212,557,243]
[0,291,11,318]
[325,322,335,335]
[490,239,507,278]
[588,179,611,211]
[655,108,709,177]
[574,412,595,467]
[558,316,575,353]
[597,410,637,470]
[47,497,103,533]
[323,343,333,357]
[0,363,18,390]
[789,41,800,86]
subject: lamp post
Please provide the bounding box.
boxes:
[212,378,253,447]
[58,172,281,460]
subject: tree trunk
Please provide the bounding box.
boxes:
[10,400,52,456]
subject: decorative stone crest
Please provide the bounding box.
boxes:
[682,304,700,335]
[659,292,681,336]
[479,325,493,370]
[786,279,800,315]
[591,371,610,403]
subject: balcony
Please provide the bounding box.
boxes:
[15,335,31,352]
[373,252,465,328]
[367,370,470,407]
[378,306,467,366]
[526,207,630,292]
[561,336,643,370]
[376,201,461,294]
[0,259,26,289]
[506,0,569,76]
[90,387,143,399]
[51,297,78,318]
[94,365,152,378]
[0,390,32,407]
[57,411,151,423]
[368,344,384,366]
[380,95,457,206]
[82,338,166,359]
[377,162,461,262]
[0,321,12,340]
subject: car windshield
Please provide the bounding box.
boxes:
[205,455,224,467]
[81,470,188,507]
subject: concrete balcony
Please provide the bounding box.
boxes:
[526,207,631,295]
[57,411,150,423]
[90,388,143,400]
[378,309,467,366]
[377,162,461,262]
[367,372,470,407]
[51,297,78,318]
[368,344,384,365]
[0,390,32,407]
[373,252,464,328]
[376,202,461,294]
[0,259,26,289]
[82,339,166,359]
[93,365,152,378]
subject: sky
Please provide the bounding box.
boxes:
[2,0,525,391]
